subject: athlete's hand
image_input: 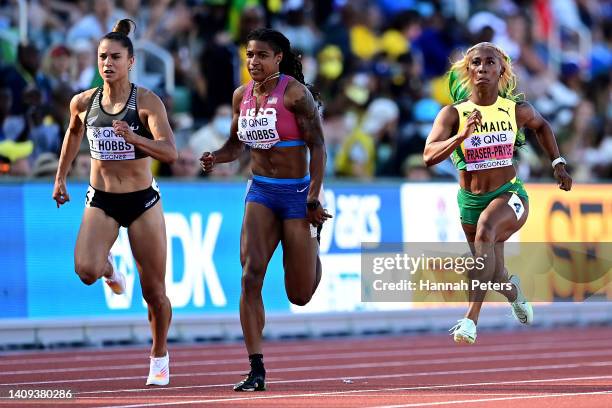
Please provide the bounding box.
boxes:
[112,120,137,144]
[52,179,70,208]
[554,164,572,191]
[199,152,215,173]
[459,109,482,141]
[307,206,332,227]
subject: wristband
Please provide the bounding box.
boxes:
[306,199,321,210]
[551,156,566,168]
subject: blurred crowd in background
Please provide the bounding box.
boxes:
[0,0,610,181]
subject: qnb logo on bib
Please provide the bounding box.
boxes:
[237,107,280,149]
[464,130,515,171]
[87,126,136,160]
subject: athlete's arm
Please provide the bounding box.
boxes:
[286,81,326,201]
[112,88,178,163]
[423,105,481,167]
[53,91,89,207]
[201,86,246,171]
[516,101,572,190]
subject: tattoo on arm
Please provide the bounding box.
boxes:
[293,88,324,146]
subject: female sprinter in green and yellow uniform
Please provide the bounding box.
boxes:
[423,42,572,344]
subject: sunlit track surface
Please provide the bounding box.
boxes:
[1,327,612,407]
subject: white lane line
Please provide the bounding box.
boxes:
[371,390,612,408]
[4,342,612,377]
[97,376,612,408]
[67,361,612,395]
[2,332,611,365]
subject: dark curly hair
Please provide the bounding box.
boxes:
[246,28,321,107]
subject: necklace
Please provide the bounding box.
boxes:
[253,72,280,95]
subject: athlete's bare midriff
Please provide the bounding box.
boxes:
[459,165,516,194]
[89,158,153,192]
[250,145,308,178]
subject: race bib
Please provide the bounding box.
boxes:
[86,126,135,160]
[237,107,280,149]
[463,131,515,171]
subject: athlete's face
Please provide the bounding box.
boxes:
[246,40,282,82]
[97,39,134,83]
[467,47,504,89]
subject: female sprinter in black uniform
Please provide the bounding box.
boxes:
[53,19,177,385]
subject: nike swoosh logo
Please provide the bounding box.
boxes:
[297,186,308,193]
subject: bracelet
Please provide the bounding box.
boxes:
[551,156,566,168]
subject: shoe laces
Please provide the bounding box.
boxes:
[150,355,168,369]
[449,318,467,333]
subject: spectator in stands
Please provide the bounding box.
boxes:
[42,44,74,92]
[0,43,52,115]
[170,146,201,178]
[31,152,59,178]
[70,39,96,92]
[66,0,127,44]
[0,86,25,141]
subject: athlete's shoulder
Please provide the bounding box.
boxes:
[438,104,460,123]
[232,84,249,107]
[285,76,305,93]
[71,88,97,113]
[135,86,165,111]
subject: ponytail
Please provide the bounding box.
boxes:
[101,19,136,57]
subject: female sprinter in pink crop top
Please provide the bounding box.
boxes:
[199,28,331,392]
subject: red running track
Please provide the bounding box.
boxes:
[1,327,612,407]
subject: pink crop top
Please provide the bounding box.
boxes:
[237,74,304,149]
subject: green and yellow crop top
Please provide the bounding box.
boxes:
[451,96,518,171]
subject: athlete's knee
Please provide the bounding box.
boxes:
[241,269,265,296]
[475,220,496,243]
[141,284,168,308]
[74,260,101,285]
[287,292,312,306]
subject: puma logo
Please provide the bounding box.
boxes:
[462,111,471,117]
[498,107,510,117]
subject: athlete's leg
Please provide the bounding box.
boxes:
[127,201,171,358]
[74,207,120,285]
[281,218,320,306]
[240,202,281,355]
[462,225,517,301]
[465,193,529,323]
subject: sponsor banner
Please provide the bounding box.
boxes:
[1,181,404,319]
[2,182,610,320]
[520,184,612,301]
[0,185,28,318]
